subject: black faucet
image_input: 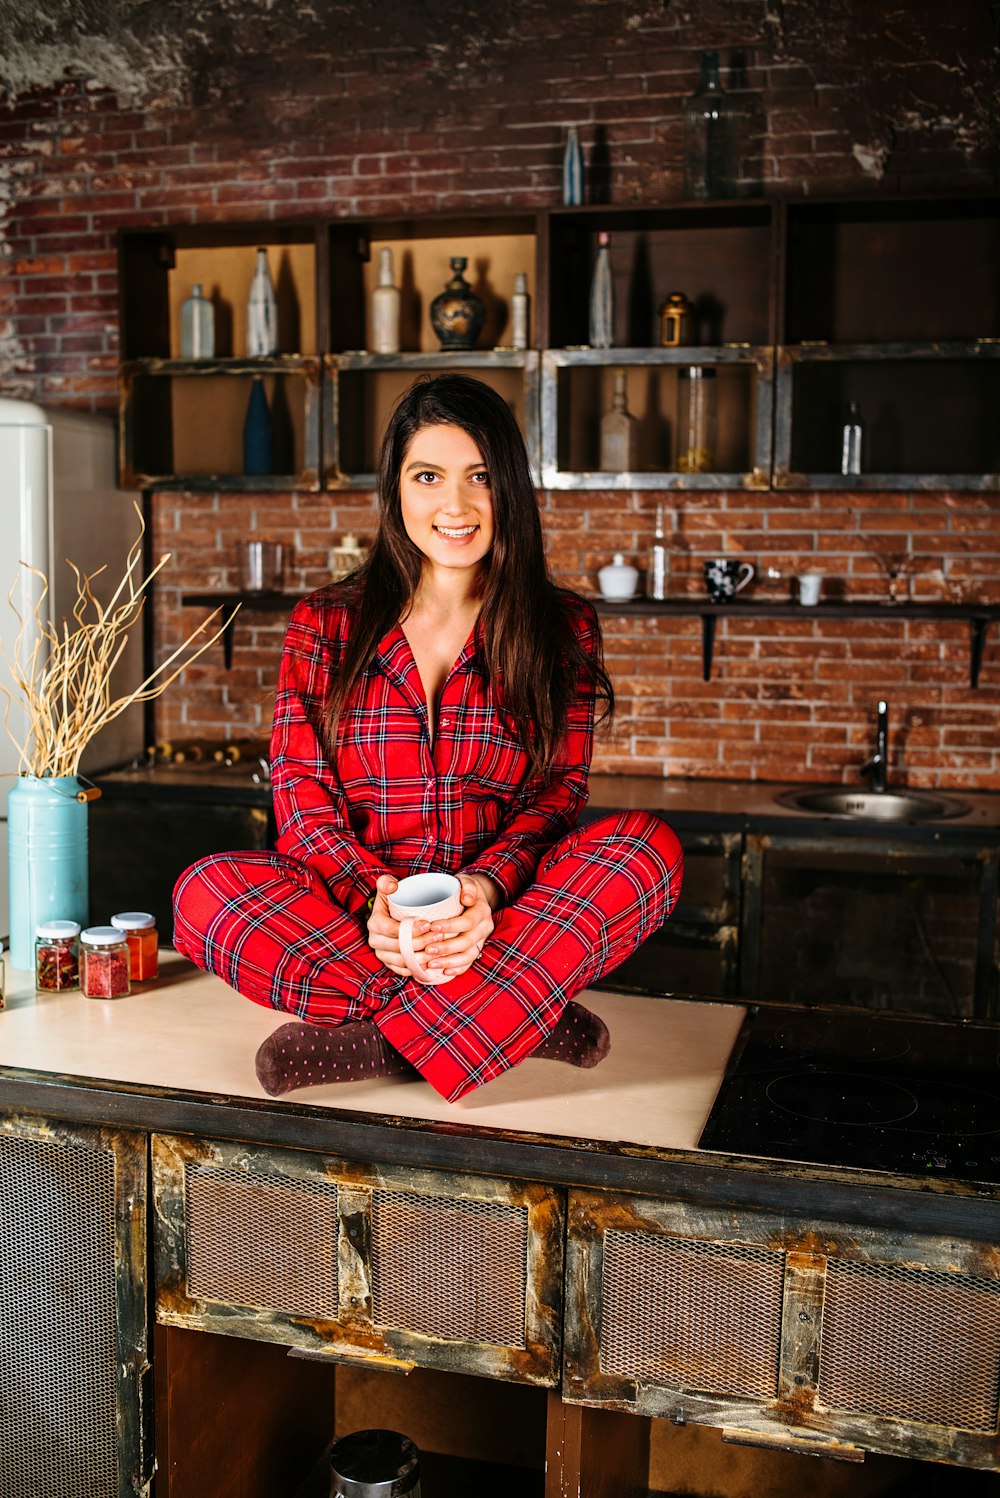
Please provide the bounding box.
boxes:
[860,699,889,793]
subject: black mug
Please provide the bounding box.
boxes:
[704,558,755,602]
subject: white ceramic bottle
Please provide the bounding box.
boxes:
[246,247,278,356]
[180,283,214,358]
[510,272,530,350]
[371,246,401,354]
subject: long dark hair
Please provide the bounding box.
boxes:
[323,374,613,776]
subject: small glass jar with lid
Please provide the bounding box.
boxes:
[80,926,131,999]
[110,911,158,981]
[35,920,81,993]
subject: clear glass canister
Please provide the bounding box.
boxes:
[35,920,81,993]
[80,926,131,999]
[111,911,158,981]
[676,366,718,473]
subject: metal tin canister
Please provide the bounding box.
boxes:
[7,776,89,970]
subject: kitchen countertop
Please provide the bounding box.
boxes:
[587,773,1000,836]
[0,953,743,1153]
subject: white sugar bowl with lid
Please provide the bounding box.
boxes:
[598,553,639,601]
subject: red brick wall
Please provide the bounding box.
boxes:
[3,1,999,787]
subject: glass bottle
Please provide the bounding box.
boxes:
[34,920,81,993]
[111,911,158,982]
[599,368,637,471]
[562,125,584,206]
[371,246,401,354]
[80,926,131,1000]
[510,272,530,350]
[243,376,274,476]
[841,400,863,477]
[589,232,614,349]
[683,50,739,200]
[246,247,278,356]
[676,366,717,472]
[180,283,214,358]
[648,504,667,600]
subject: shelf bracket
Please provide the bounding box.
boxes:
[970,617,989,690]
[701,614,717,682]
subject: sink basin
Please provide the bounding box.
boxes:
[775,787,969,822]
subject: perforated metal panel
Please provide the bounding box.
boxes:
[0,1131,119,1498]
[371,1190,527,1347]
[185,1163,339,1319]
[819,1256,1000,1431]
[600,1229,784,1400]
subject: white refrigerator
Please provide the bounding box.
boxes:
[0,397,145,945]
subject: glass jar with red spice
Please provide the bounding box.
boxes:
[35,920,81,993]
[110,911,158,981]
[80,926,131,999]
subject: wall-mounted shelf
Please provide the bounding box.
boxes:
[121,356,322,490]
[540,345,773,490]
[182,591,295,668]
[118,194,1000,494]
[593,599,1000,686]
[323,349,540,488]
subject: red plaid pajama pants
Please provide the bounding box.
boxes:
[172,810,683,1102]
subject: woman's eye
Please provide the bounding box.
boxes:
[470,470,490,486]
[414,470,439,484]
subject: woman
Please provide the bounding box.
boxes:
[174,374,682,1103]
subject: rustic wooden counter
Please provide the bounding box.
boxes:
[3,954,1000,1497]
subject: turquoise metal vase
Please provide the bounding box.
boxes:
[8,776,89,970]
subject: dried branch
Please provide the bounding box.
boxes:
[0,503,238,779]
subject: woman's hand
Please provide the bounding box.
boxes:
[366,872,498,981]
[366,874,411,976]
[421,873,497,980]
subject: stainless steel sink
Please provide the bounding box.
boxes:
[775,787,969,822]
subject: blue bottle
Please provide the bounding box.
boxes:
[8,776,89,970]
[243,376,274,476]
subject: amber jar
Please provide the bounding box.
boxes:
[110,911,158,981]
[80,926,131,999]
[35,920,81,993]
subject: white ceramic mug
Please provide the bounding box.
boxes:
[387,872,463,985]
[798,571,822,606]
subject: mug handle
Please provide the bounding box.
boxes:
[735,562,755,594]
[398,917,455,986]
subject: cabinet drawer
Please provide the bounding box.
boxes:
[563,1189,1000,1468]
[152,1135,563,1386]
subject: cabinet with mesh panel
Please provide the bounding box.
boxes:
[0,1112,150,1498]
[563,1188,1000,1469]
[151,1133,563,1387]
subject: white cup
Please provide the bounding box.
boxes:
[798,571,822,607]
[387,872,463,985]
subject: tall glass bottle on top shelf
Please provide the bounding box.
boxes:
[246,247,278,356]
[589,232,614,348]
[683,50,739,200]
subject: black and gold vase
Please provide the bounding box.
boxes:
[429,257,485,350]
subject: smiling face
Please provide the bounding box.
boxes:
[399,422,495,580]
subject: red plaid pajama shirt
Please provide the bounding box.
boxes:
[173,583,683,1101]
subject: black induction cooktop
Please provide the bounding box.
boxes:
[699,1005,1000,1185]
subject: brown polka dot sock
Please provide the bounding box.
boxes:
[530,1002,611,1069]
[255,1020,418,1097]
